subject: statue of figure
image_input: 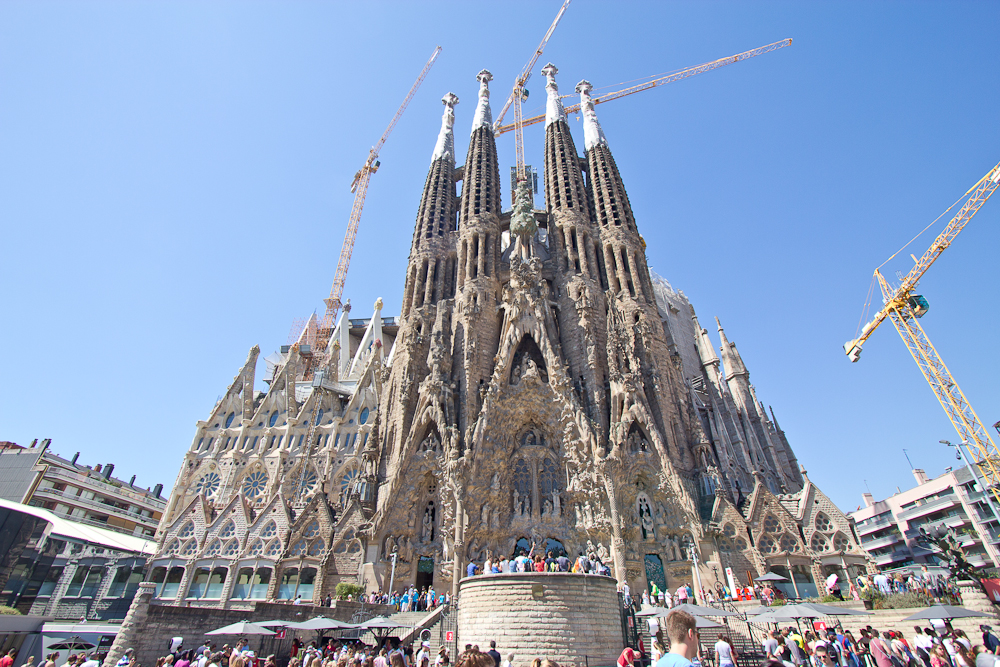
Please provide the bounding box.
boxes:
[509,178,537,260]
[587,539,596,555]
[575,504,583,527]
[402,536,414,563]
[584,501,594,528]
[384,535,396,559]
[552,490,561,518]
[597,542,609,562]
[542,498,552,517]
[641,506,655,540]
[490,508,499,530]
[513,489,520,516]
[421,508,432,542]
[481,503,489,527]
[523,358,539,381]
[491,473,500,491]
[672,536,682,562]
[511,358,523,385]
[442,534,452,564]
[524,430,536,447]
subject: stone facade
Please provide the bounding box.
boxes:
[457,573,621,667]
[141,63,871,617]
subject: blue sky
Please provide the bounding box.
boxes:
[1,1,998,512]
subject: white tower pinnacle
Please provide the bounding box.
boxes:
[576,80,608,151]
[471,69,493,134]
[431,93,459,162]
[542,63,566,127]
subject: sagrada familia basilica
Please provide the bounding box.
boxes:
[148,64,871,608]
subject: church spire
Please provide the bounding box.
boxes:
[542,63,566,127]
[471,69,493,135]
[575,80,607,150]
[716,317,747,378]
[431,93,459,162]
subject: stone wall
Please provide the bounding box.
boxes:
[107,592,395,667]
[457,573,621,667]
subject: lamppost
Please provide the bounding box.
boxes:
[388,547,399,596]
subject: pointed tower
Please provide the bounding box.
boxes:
[402,93,461,319]
[454,70,503,439]
[541,64,608,436]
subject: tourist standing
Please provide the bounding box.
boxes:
[486,642,501,667]
[654,610,699,667]
[714,636,737,667]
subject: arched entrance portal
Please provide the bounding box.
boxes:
[416,556,434,590]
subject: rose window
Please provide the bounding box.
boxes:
[340,468,358,495]
[815,513,833,532]
[242,471,269,499]
[195,472,221,497]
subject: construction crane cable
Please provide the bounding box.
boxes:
[875,189,968,272]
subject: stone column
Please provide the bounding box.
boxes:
[102,581,155,667]
[451,495,465,601]
[600,471,627,585]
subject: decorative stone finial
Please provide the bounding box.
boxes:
[471,69,493,134]
[542,63,565,127]
[431,93,458,162]
[576,80,607,150]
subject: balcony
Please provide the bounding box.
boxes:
[862,533,903,550]
[874,549,911,566]
[34,486,158,528]
[857,514,894,534]
[897,495,959,521]
[42,466,165,510]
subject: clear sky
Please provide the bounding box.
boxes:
[2,1,998,513]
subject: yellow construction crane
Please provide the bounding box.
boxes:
[493,0,571,183]
[495,38,792,136]
[320,46,442,331]
[844,161,1000,501]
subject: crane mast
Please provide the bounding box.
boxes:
[845,161,1000,503]
[320,46,442,331]
[496,38,792,136]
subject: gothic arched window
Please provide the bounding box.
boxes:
[513,459,531,516]
[219,521,236,539]
[260,521,278,539]
[539,458,559,496]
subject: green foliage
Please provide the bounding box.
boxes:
[335,583,365,600]
[0,605,22,615]
[871,591,932,610]
[820,595,840,603]
[771,598,786,606]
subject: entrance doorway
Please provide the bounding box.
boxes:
[415,556,434,590]
[644,554,666,594]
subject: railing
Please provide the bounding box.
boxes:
[42,466,165,508]
[896,494,959,521]
[33,486,158,527]
[861,533,903,550]
[856,514,895,533]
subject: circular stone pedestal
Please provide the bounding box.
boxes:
[457,573,623,667]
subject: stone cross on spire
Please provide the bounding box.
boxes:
[431,93,459,162]
[471,69,493,135]
[576,80,608,150]
[542,63,566,127]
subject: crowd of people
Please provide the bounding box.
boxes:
[750,622,1000,667]
[314,587,450,613]
[465,545,613,577]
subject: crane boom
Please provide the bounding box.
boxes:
[492,0,572,135]
[844,161,1000,505]
[321,46,442,329]
[496,38,792,135]
[845,161,1000,355]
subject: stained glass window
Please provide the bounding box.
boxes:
[243,470,268,499]
[196,472,221,497]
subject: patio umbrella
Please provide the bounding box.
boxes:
[256,620,305,628]
[754,572,789,582]
[747,605,825,622]
[294,617,351,630]
[694,616,724,629]
[635,607,664,617]
[743,605,774,615]
[48,638,97,651]
[795,602,872,617]
[900,605,992,621]
[357,617,410,629]
[667,603,743,618]
[206,621,276,636]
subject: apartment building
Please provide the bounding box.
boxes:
[0,439,165,538]
[849,466,1000,572]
